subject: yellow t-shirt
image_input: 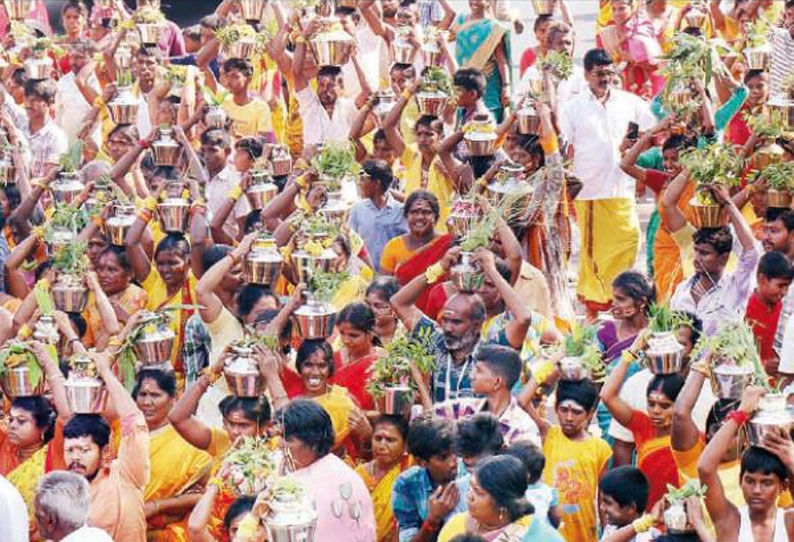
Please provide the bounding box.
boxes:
[542,425,612,542]
[222,95,273,138]
[399,144,451,233]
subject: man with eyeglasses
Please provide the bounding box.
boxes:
[558,48,656,319]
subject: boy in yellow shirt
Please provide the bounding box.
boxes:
[221,58,275,143]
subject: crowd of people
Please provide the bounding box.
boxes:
[2,0,794,541]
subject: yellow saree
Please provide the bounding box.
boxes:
[355,458,412,542]
[7,446,47,540]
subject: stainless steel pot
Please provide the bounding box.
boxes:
[710,363,754,400]
[422,43,443,68]
[246,177,279,210]
[464,132,497,157]
[768,100,794,133]
[51,172,85,205]
[33,315,60,345]
[157,198,190,233]
[106,205,137,246]
[516,104,541,135]
[644,331,685,375]
[747,393,794,449]
[449,251,484,293]
[684,7,708,29]
[293,299,336,339]
[108,86,138,125]
[373,89,396,125]
[52,275,88,313]
[415,91,448,116]
[531,0,554,16]
[205,106,227,130]
[320,194,350,226]
[664,501,693,534]
[133,324,175,365]
[237,0,267,24]
[244,241,283,286]
[151,127,181,167]
[4,0,35,21]
[767,189,792,209]
[375,386,415,417]
[223,345,264,397]
[270,146,292,176]
[25,56,52,80]
[264,489,318,542]
[114,46,132,71]
[0,155,15,184]
[392,37,415,64]
[49,227,78,254]
[558,356,589,381]
[310,20,354,67]
[0,365,44,398]
[446,199,480,237]
[744,44,772,71]
[290,249,337,284]
[138,23,164,46]
[225,37,257,60]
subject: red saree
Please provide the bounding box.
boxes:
[628,410,680,509]
[394,234,454,313]
[332,350,382,411]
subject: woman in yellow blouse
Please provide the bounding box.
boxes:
[125,193,198,389]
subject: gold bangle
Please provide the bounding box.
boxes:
[202,366,222,384]
[93,96,105,109]
[18,324,32,339]
[92,215,105,229]
[401,88,413,101]
[107,336,123,348]
[227,185,243,200]
[142,197,158,212]
[294,174,309,191]
[632,514,656,533]
[424,262,444,284]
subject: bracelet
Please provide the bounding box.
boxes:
[68,337,80,345]
[401,88,413,101]
[18,324,32,339]
[93,96,105,109]
[202,366,222,384]
[632,514,656,533]
[690,360,710,378]
[294,174,310,191]
[424,262,444,284]
[137,209,154,223]
[138,139,150,149]
[227,185,243,200]
[92,215,105,229]
[107,336,123,348]
[726,409,750,427]
[31,179,48,191]
[142,197,158,212]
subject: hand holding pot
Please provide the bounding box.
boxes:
[739,385,767,415]
[761,426,794,469]
[472,247,497,274]
[91,350,114,380]
[234,231,260,261]
[440,246,462,273]
[252,344,281,379]
[51,310,78,343]
[28,340,56,372]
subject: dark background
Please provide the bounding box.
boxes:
[42,0,218,32]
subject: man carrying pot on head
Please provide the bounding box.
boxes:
[58,350,149,542]
[390,246,527,403]
[661,174,759,337]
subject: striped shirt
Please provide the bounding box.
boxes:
[770,27,794,99]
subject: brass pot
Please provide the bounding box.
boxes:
[744,45,772,71]
[25,56,53,80]
[1,365,44,398]
[205,106,227,129]
[449,251,484,293]
[157,198,190,233]
[151,127,182,167]
[531,0,554,16]
[290,249,337,284]
[464,132,497,157]
[4,0,35,21]
[689,198,728,229]
[310,19,355,67]
[52,275,88,313]
[51,172,85,205]
[644,331,685,375]
[225,37,257,60]
[375,386,415,417]
[0,155,16,184]
[244,242,283,285]
[293,299,336,339]
[710,362,754,400]
[246,177,279,210]
[223,345,264,397]
[106,205,137,246]
[138,23,164,46]
[415,91,448,116]
[767,189,792,209]
[108,86,138,125]
[134,325,175,366]
[236,0,267,24]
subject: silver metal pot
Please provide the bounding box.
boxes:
[415,91,448,116]
[290,249,337,284]
[138,23,164,46]
[710,363,755,401]
[375,386,415,417]
[114,46,133,71]
[0,155,16,184]
[558,356,589,381]
[237,0,267,24]
[225,37,257,60]
[768,100,794,133]
[744,44,772,71]
[223,345,264,397]
[151,127,181,167]
[269,145,292,176]
[106,205,137,246]
[486,164,533,226]
[24,56,52,80]
[52,275,88,313]
[320,193,350,226]
[464,132,497,157]
[392,37,415,64]
[422,43,443,68]
[108,86,138,125]
[293,299,336,339]
[49,227,78,254]
[264,489,318,542]
[748,393,794,449]
[246,176,279,210]
[767,189,792,209]
[516,104,540,135]
[644,331,685,375]
[4,0,35,21]
[51,172,85,205]
[449,251,483,293]
[244,239,284,285]
[157,198,190,233]
[33,315,60,345]
[133,323,175,366]
[310,20,354,67]
[373,89,396,125]
[205,106,227,130]
[664,501,693,534]
[0,365,44,398]
[65,377,108,414]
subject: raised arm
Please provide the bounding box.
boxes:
[672,358,709,451]
[599,334,646,427]
[30,339,72,419]
[712,184,755,252]
[382,79,421,158]
[196,232,258,324]
[660,169,690,233]
[391,247,460,331]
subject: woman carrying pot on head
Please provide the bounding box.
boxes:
[276,399,377,540]
[600,330,686,509]
[333,302,384,412]
[365,276,404,346]
[439,455,564,542]
[84,246,148,333]
[188,494,267,542]
[131,368,212,541]
[380,190,453,312]
[0,341,73,539]
[354,415,412,542]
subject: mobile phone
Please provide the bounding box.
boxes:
[627,122,639,141]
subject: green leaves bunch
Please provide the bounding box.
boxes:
[367,327,436,398]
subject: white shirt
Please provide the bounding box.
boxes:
[559,87,655,199]
[205,165,251,239]
[62,525,113,542]
[295,86,357,147]
[26,119,68,179]
[55,71,101,146]
[777,314,794,374]
[607,369,716,443]
[515,64,587,105]
[0,474,28,542]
